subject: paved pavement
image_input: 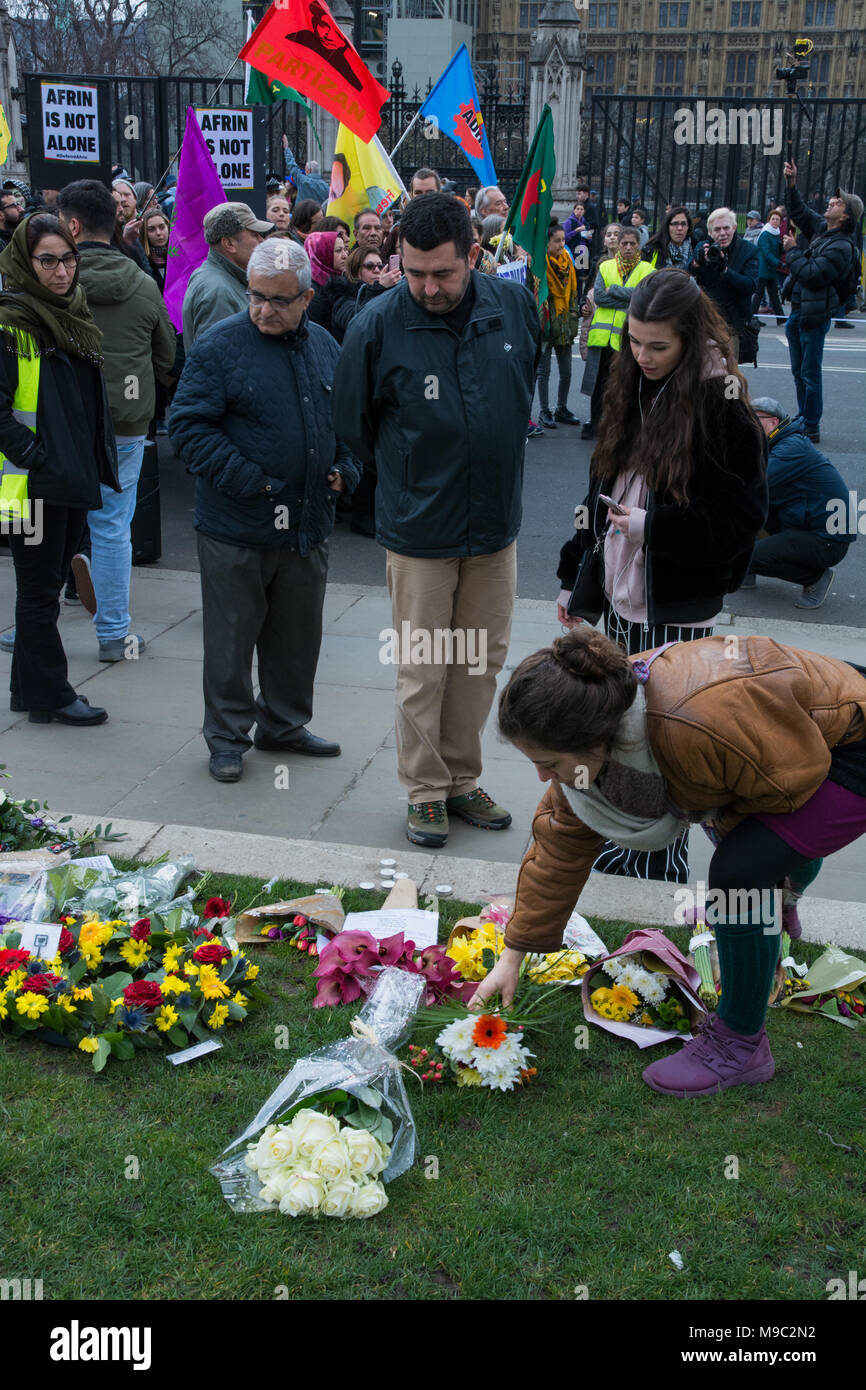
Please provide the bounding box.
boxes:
[1,562,864,950]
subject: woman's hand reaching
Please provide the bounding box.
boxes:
[468,947,525,1010]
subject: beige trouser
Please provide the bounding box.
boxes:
[385,543,517,803]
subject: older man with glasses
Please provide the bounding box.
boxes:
[169,238,358,782]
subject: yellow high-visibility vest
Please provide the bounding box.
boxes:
[0,329,40,523]
[587,258,655,351]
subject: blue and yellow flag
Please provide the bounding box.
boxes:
[419,45,497,186]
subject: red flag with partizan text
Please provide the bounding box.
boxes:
[240,0,389,143]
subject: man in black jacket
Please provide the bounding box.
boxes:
[782,161,862,443]
[169,238,358,783]
[690,207,758,357]
[332,193,540,849]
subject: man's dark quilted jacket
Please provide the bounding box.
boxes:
[784,186,859,329]
[169,310,357,553]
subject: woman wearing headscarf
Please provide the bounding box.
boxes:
[304,228,353,342]
[0,214,118,724]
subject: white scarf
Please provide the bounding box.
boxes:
[559,685,695,849]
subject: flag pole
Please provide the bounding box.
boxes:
[147,55,244,201]
[389,110,421,160]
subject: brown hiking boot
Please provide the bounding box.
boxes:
[407,800,449,848]
[446,787,512,830]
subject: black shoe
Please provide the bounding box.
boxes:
[805,431,820,444]
[209,753,243,782]
[554,407,581,424]
[254,729,341,757]
[836,319,855,329]
[538,408,557,429]
[580,423,594,440]
[30,696,108,726]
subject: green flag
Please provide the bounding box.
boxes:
[503,104,556,305]
[244,67,322,151]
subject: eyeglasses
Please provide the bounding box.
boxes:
[32,252,80,270]
[246,288,306,309]
[362,261,382,271]
[669,220,689,228]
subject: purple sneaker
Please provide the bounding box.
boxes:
[642,1013,775,1097]
[783,903,802,940]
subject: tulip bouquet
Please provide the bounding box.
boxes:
[212,968,425,1214]
[0,909,267,1072]
[243,1096,391,1219]
[312,929,476,1008]
[259,913,319,958]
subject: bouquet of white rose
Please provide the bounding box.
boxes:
[244,1104,390,1219]
[211,967,424,1216]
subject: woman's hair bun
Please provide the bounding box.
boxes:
[551,627,632,681]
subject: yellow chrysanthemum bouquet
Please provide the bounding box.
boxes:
[445,902,591,988]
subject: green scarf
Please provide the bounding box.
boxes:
[0,215,104,364]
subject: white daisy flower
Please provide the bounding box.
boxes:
[435,1016,476,1065]
[605,956,623,979]
[616,962,643,992]
[640,974,668,1005]
[478,1054,522,1091]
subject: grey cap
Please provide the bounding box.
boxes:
[203,201,273,243]
[746,210,762,220]
[751,397,787,419]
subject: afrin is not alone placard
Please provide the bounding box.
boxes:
[41,82,100,161]
[194,108,255,191]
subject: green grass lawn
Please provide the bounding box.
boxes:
[2,865,863,1302]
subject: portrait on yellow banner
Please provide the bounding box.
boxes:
[0,103,12,165]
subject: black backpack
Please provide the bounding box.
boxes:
[835,239,861,305]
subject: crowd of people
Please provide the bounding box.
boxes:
[0,146,864,1098]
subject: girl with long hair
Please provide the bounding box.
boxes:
[556,268,768,880]
[535,220,581,428]
[471,623,866,1098]
[643,205,694,270]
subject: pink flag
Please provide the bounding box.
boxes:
[164,108,227,332]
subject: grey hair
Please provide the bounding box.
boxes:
[306,159,321,175]
[204,206,247,244]
[480,214,505,244]
[475,186,498,217]
[247,237,312,290]
[707,206,737,232]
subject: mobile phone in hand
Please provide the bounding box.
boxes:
[389,254,400,272]
[599,493,627,516]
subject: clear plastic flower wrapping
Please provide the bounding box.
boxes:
[210,967,426,1212]
[54,857,200,926]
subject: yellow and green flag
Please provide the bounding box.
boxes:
[327,124,406,236]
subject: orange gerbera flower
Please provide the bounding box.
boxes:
[471,1014,507,1049]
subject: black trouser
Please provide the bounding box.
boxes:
[708,817,815,900]
[751,276,784,317]
[589,345,614,429]
[537,342,573,413]
[9,503,88,711]
[197,532,328,754]
[748,530,850,587]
